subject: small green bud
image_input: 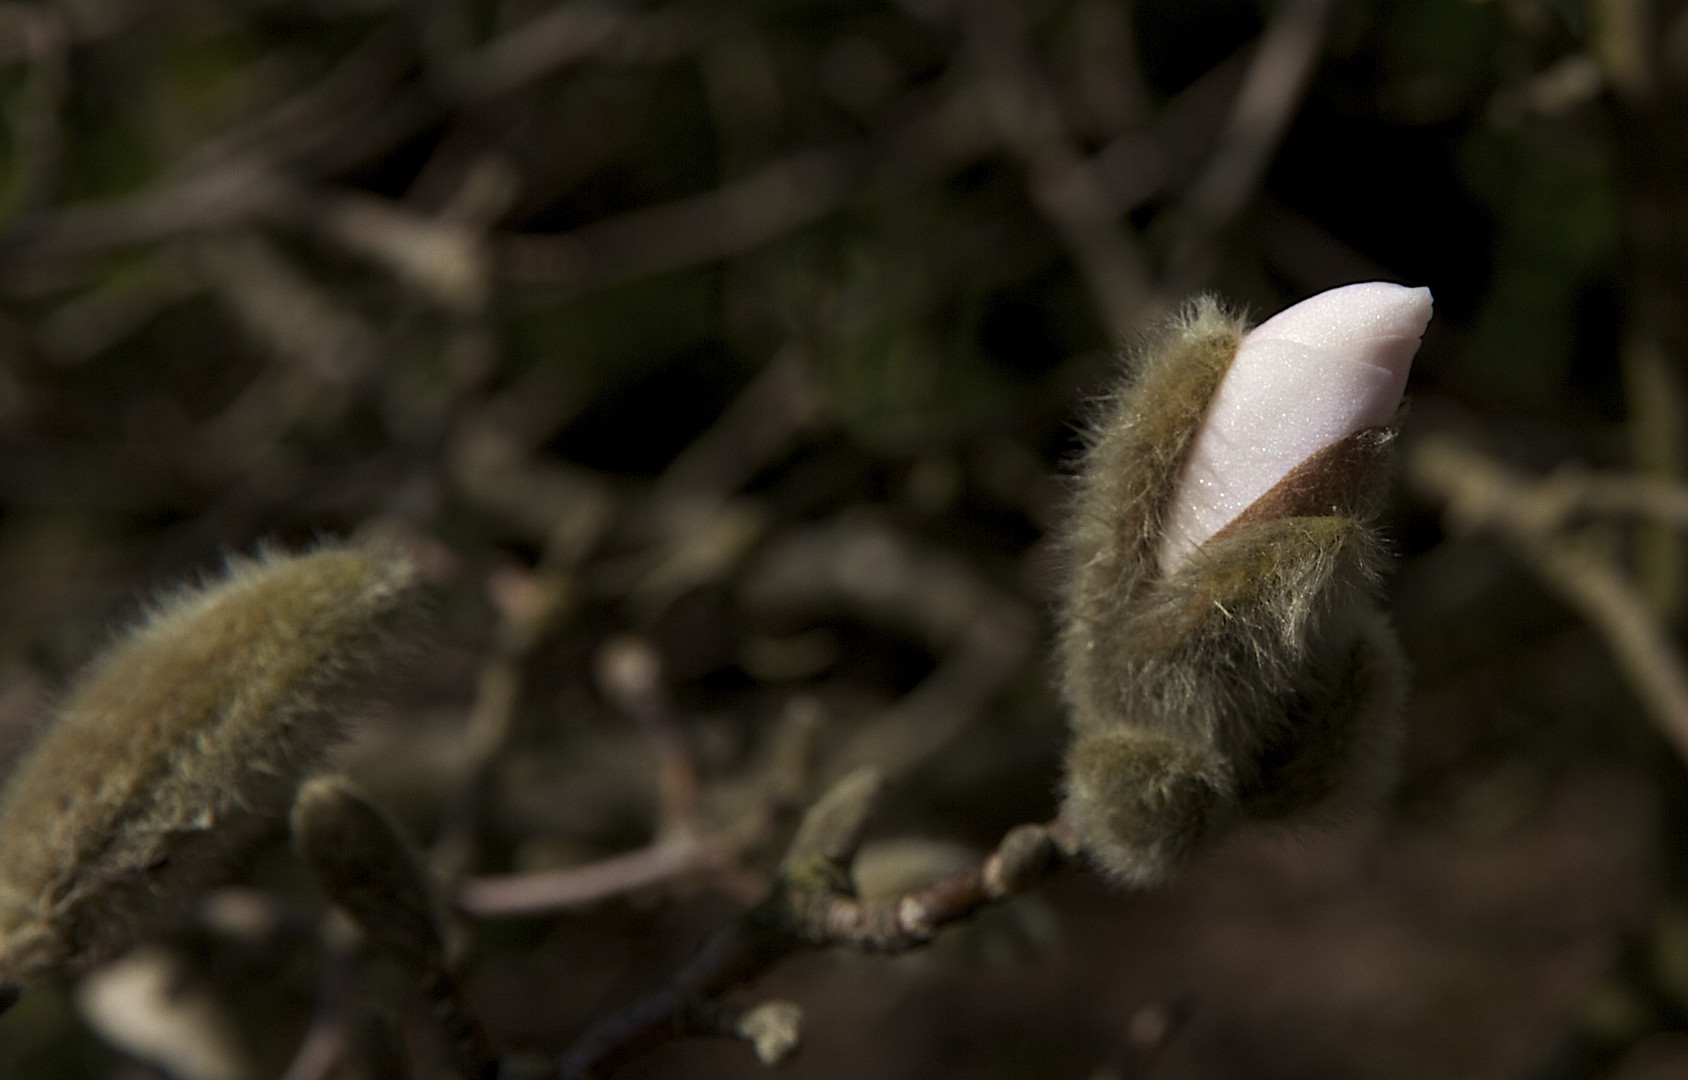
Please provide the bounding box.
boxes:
[291,774,447,975]
[292,774,498,1080]
[0,540,422,985]
[1057,288,1423,884]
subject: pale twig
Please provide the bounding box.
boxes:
[191,230,379,385]
[178,24,416,173]
[6,4,67,223]
[0,160,293,269]
[1536,468,1688,531]
[278,917,358,1080]
[828,598,1037,783]
[740,515,1025,654]
[622,346,820,615]
[1408,435,1688,763]
[430,381,618,885]
[444,2,697,102]
[955,0,1155,339]
[0,4,659,274]
[302,188,495,315]
[497,142,870,291]
[740,515,1038,779]
[185,230,378,484]
[1620,320,1687,615]
[429,560,573,886]
[456,837,729,917]
[595,637,701,836]
[1169,0,1336,286]
[1066,0,1152,139]
[1593,0,1656,102]
[0,1,134,63]
[652,346,821,505]
[1089,45,1252,219]
[456,698,823,919]
[34,250,200,364]
[494,71,1010,297]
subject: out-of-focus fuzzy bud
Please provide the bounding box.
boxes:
[291,775,446,975]
[292,774,499,1080]
[1058,284,1430,885]
[0,541,422,987]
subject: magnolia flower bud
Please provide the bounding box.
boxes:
[1156,283,1433,572]
[0,541,423,987]
[1057,283,1429,885]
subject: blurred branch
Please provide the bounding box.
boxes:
[457,696,823,919]
[497,142,870,291]
[1168,0,1336,287]
[0,161,293,272]
[277,919,357,1080]
[1409,434,1688,763]
[0,5,690,277]
[829,597,1036,782]
[446,1,703,101]
[186,230,378,484]
[34,251,201,364]
[741,514,1038,779]
[595,637,701,837]
[5,4,67,224]
[429,559,577,886]
[457,836,731,917]
[652,345,822,505]
[955,0,1155,338]
[180,25,417,173]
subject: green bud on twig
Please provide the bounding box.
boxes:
[292,773,497,1080]
[0,540,422,986]
[291,774,447,975]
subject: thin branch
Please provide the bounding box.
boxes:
[429,559,574,886]
[1408,435,1688,762]
[595,637,701,836]
[457,838,730,918]
[955,0,1155,338]
[496,142,870,291]
[551,769,1075,1078]
[443,2,640,101]
[1168,0,1336,286]
[278,918,358,1080]
[1538,467,1688,531]
[455,698,825,919]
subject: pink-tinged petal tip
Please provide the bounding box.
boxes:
[1156,282,1433,574]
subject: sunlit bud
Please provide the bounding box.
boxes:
[1057,285,1428,885]
[1156,282,1432,572]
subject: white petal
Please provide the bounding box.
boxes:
[1157,282,1433,573]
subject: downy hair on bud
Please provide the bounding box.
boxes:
[1057,282,1430,885]
[0,539,423,987]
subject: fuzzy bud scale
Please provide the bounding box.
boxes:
[1057,283,1429,885]
[0,541,422,986]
